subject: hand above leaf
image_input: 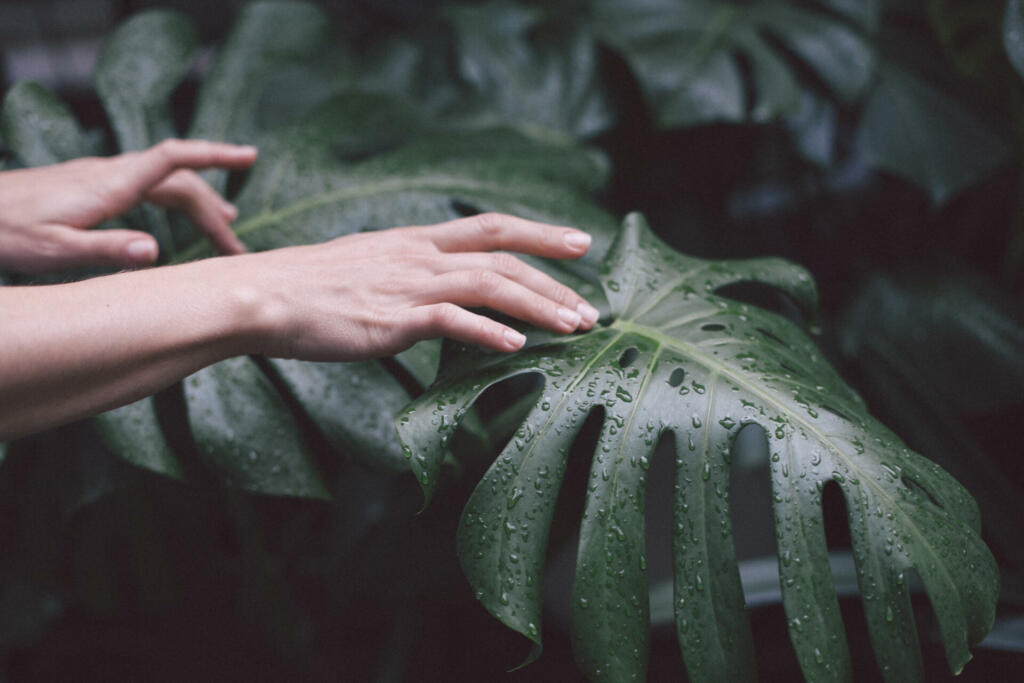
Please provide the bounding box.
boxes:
[0,138,256,273]
[243,212,600,360]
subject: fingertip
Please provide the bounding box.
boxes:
[563,230,591,255]
[503,329,527,351]
[231,144,258,164]
[577,302,599,328]
[125,238,159,265]
[220,200,239,221]
[227,236,249,255]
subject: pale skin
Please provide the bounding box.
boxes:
[0,139,598,442]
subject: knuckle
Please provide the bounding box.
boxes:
[157,138,181,157]
[475,319,494,343]
[475,212,508,236]
[471,269,502,293]
[553,282,576,304]
[431,303,460,328]
[535,297,554,320]
[491,252,521,274]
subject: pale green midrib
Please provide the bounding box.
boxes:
[494,329,626,639]
[234,176,499,236]
[609,318,958,601]
[173,174,539,263]
[632,308,854,410]
[624,262,707,321]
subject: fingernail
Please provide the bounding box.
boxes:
[564,231,591,251]
[221,201,238,220]
[237,145,258,156]
[557,307,582,329]
[126,239,157,262]
[504,329,526,350]
[577,302,600,326]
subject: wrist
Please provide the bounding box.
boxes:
[193,253,291,358]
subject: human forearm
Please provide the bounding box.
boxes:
[0,214,598,442]
[0,257,262,440]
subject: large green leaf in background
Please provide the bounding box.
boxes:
[591,0,875,127]
[841,272,1024,572]
[0,4,619,497]
[94,9,198,247]
[1005,0,1024,80]
[188,1,332,192]
[440,1,616,138]
[94,10,197,153]
[854,61,1010,205]
[0,81,93,165]
[398,213,998,682]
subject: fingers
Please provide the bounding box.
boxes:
[425,213,592,259]
[146,169,247,255]
[115,139,258,199]
[432,253,599,328]
[419,270,588,334]
[16,224,159,272]
[404,303,527,353]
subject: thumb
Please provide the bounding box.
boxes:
[49,225,159,270]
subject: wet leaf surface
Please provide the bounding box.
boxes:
[398,214,998,682]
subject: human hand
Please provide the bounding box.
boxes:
[0,139,258,273]
[235,213,601,360]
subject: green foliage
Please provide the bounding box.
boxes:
[0,81,92,165]
[841,272,1024,572]
[441,1,616,137]
[591,0,875,127]
[855,62,1010,205]
[1006,0,1024,80]
[398,214,998,682]
[0,2,618,495]
[95,10,197,153]
[1,1,1019,680]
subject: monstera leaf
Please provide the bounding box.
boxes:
[440,1,616,138]
[0,5,618,495]
[397,214,997,682]
[855,61,1010,205]
[591,0,875,127]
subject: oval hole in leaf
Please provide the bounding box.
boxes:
[757,327,792,349]
[715,282,806,326]
[701,323,726,332]
[900,474,944,509]
[821,404,851,422]
[668,368,686,387]
[618,347,639,368]
[779,361,800,376]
